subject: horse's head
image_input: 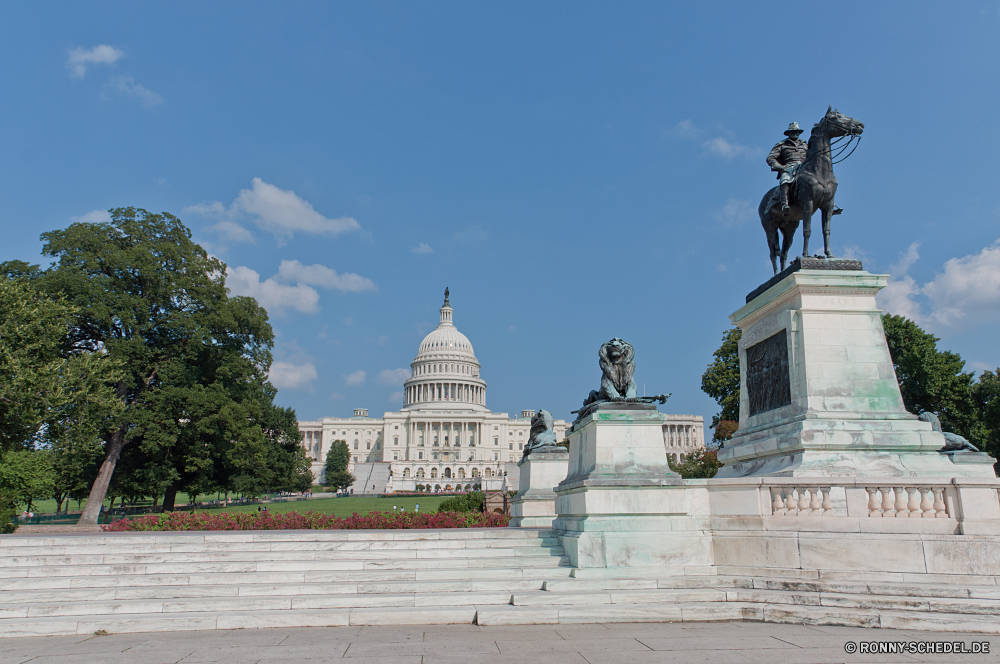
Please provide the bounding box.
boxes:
[813,105,864,138]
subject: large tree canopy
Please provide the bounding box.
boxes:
[881,314,978,440]
[11,208,308,523]
[700,328,741,442]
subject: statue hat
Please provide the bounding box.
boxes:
[784,122,803,136]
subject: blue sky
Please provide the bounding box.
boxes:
[2,2,999,428]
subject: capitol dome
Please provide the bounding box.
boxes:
[402,289,487,411]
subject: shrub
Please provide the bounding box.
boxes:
[0,491,17,534]
[437,491,484,513]
[101,509,509,531]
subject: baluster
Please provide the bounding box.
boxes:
[866,487,880,517]
[918,487,934,518]
[820,487,833,515]
[797,487,810,515]
[809,487,822,515]
[879,486,893,518]
[893,486,907,518]
[932,487,948,518]
[785,487,797,514]
[907,486,921,518]
[770,487,785,516]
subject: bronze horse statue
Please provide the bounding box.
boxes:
[759,107,864,274]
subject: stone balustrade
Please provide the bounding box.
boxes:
[685,476,1000,536]
[766,482,952,519]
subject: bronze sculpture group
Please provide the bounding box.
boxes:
[760,106,865,274]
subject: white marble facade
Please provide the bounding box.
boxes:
[298,293,706,491]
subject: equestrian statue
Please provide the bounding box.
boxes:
[759,106,864,274]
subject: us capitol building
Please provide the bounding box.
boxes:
[298,292,705,492]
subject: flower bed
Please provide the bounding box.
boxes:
[101,510,509,532]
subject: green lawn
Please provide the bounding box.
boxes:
[19,495,450,520]
[199,496,448,516]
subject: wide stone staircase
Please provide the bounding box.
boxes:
[1,529,998,637]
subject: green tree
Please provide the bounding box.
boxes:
[667,448,721,479]
[0,449,56,512]
[33,209,232,523]
[324,441,350,479]
[17,208,306,522]
[323,440,354,492]
[972,370,1000,461]
[701,328,741,443]
[881,315,977,439]
[0,277,123,454]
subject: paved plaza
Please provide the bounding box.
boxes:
[2,622,997,664]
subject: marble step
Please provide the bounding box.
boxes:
[0,556,570,578]
[0,578,549,605]
[513,589,729,606]
[1,590,524,619]
[542,576,753,592]
[0,605,479,638]
[0,538,563,557]
[0,546,566,566]
[0,530,557,549]
[0,565,576,591]
[749,577,1000,600]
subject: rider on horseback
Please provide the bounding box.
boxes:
[767,122,808,212]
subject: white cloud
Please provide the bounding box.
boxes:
[183,201,226,218]
[107,75,163,109]
[329,392,345,401]
[923,240,1000,327]
[268,361,318,391]
[877,240,1000,330]
[377,368,410,385]
[181,178,361,243]
[671,120,759,160]
[840,245,869,263]
[67,45,123,77]
[389,391,405,403]
[704,137,756,160]
[412,243,433,254]
[671,120,700,140]
[715,198,754,228]
[877,242,924,323]
[226,265,320,315]
[236,177,360,240]
[345,370,366,386]
[70,209,110,224]
[276,259,376,293]
[211,221,256,245]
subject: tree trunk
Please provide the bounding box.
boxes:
[162,483,179,512]
[77,427,127,525]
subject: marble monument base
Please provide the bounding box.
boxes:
[717,264,996,478]
[554,403,713,568]
[509,450,569,528]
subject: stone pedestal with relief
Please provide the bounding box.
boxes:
[554,403,712,568]
[509,451,569,528]
[717,259,996,478]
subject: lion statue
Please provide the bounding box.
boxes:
[580,338,637,411]
[523,408,560,457]
[919,412,979,452]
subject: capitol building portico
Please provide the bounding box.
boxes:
[298,291,705,493]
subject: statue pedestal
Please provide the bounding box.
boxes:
[554,404,712,568]
[718,267,996,477]
[509,451,569,528]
